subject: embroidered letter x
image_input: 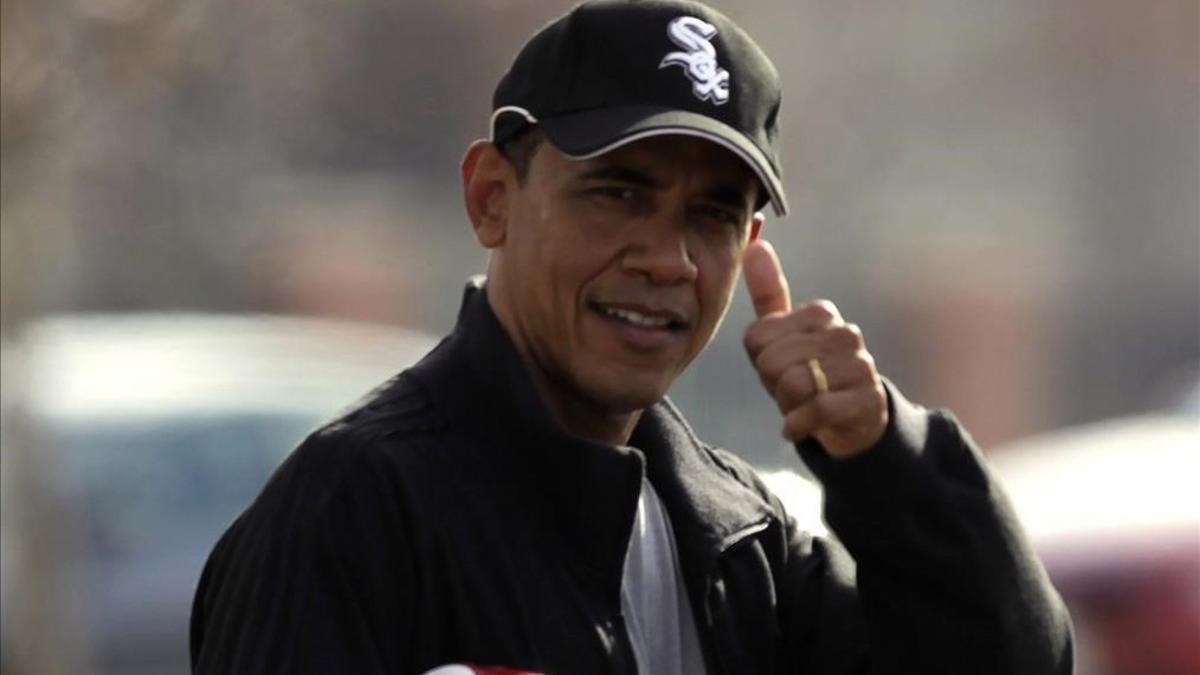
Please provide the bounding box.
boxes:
[659,16,730,105]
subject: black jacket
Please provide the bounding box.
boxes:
[190,280,1073,674]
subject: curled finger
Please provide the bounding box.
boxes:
[782,402,821,443]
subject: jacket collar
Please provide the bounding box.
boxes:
[409,278,773,582]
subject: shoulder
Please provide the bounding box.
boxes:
[321,370,450,445]
[192,379,442,668]
[242,371,456,522]
[200,371,463,595]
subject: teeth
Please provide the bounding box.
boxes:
[600,305,671,328]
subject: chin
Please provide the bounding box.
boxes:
[582,371,674,414]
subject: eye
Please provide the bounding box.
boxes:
[691,203,742,227]
[589,185,637,202]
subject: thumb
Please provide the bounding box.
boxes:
[743,239,792,318]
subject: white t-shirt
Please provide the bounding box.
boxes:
[620,478,709,675]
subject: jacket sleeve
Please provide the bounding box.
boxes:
[189,431,415,674]
[780,382,1074,675]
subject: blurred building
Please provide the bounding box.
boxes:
[2,1,1197,673]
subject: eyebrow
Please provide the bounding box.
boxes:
[702,185,752,211]
[576,164,753,211]
[576,165,667,189]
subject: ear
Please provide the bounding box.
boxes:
[748,212,766,243]
[461,139,516,249]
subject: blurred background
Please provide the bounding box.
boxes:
[1,0,1196,674]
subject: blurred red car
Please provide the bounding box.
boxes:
[991,414,1200,675]
[762,409,1199,675]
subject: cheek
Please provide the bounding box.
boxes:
[506,206,570,282]
[694,245,744,323]
[695,236,744,288]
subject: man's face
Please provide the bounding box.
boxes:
[487,134,764,415]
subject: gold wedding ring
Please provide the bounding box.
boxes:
[807,358,829,395]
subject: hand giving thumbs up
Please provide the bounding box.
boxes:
[742,240,888,459]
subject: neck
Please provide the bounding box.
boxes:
[527,368,642,446]
[485,285,641,447]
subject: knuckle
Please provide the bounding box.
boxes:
[744,317,782,355]
[829,324,863,349]
[855,388,880,413]
[850,354,876,381]
[858,349,877,369]
[743,323,765,355]
[783,406,816,441]
[826,391,868,426]
[847,386,885,421]
[781,412,799,440]
[813,391,836,415]
[775,365,808,402]
[871,381,887,407]
[781,421,800,442]
[782,362,808,387]
[809,299,840,322]
[844,322,864,343]
[754,348,777,381]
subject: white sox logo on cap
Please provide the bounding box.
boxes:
[659,16,730,105]
[491,0,788,215]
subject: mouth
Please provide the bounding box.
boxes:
[588,302,689,332]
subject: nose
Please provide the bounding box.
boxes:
[619,211,699,285]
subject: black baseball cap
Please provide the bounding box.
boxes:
[491,0,788,216]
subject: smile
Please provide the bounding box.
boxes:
[600,305,672,328]
[589,302,688,332]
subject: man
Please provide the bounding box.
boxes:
[190,1,1073,673]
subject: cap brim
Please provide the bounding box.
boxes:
[534,106,788,217]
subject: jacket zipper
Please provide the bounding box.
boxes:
[702,518,774,675]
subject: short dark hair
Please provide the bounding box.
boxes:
[496,125,545,186]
